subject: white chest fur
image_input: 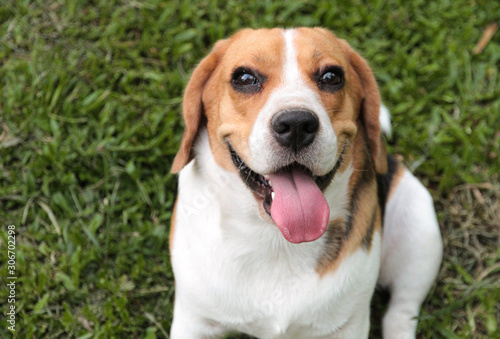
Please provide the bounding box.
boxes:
[170,131,381,338]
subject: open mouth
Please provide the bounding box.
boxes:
[228,143,345,243]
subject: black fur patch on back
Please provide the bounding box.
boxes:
[376,155,398,220]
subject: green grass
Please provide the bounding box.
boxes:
[0,0,499,338]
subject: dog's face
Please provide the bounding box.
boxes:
[172,28,387,243]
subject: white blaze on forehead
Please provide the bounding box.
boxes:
[247,28,339,176]
[283,29,304,85]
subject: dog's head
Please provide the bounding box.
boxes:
[172,28,387,243]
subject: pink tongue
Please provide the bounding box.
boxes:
[269,167,330,243]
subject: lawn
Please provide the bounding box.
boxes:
[0,0,499,338]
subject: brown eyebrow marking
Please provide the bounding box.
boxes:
[313,49,322,60]
[251,50,268,64]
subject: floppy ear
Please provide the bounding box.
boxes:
[341,40,388,174]
[171,39,229,173]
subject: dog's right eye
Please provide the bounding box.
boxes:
[231,68,264,93]
[235,73,257,86]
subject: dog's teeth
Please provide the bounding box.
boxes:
[268,179,272,186]
[271,192,275,200]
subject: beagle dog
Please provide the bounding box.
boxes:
[169,28,443,339]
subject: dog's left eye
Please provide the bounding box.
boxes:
[317,66,345,92]
[231,68,264,93]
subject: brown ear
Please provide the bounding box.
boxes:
[171,39,229,173]
[341,40,388,174]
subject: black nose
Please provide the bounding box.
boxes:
[271,110,319,152]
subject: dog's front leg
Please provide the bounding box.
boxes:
[378,169,443,339]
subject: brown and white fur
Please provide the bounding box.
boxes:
[169,28,443,339]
